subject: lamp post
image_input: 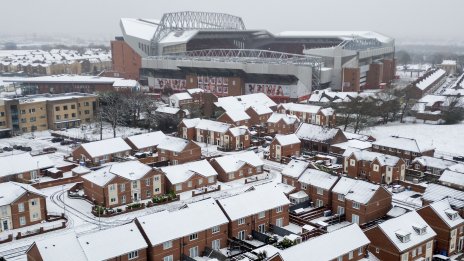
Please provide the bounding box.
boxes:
[62,185,66,217]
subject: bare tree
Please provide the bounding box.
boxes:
[99,92,126,138]
[442,95,464,124]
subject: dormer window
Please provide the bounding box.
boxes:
[395,230,411,243]
[445,209,458,220]
[412,224,427,235]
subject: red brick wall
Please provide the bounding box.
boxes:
[158,142,201,165]
[269,140,301,161]
[111,40,142,81]
[11,193,47,229]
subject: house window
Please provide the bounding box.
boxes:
[32,212,39,220]
[417,246,422,255]
[146,190,151,197]
[228,173,235,180]
[338,256,343,261]
[238,230,245,240]
[338,194,345,201]
[18,203,25,212]
[110,197,116,203]
[176,184,182,191]
[120,183,125,192]
[352,214,360,225]
[258,211,265,219]
[163,241,173,250]
[427,241,432,249]
[317,188,323,195]
[212,239,221,250]
[239,170,243,177]
[358,247,363,256]
[132,181,137,189]
[276,217,283,227]
[128,250,138,260]
[401,253,408,261]
[189,246,199,258]
[198,179,203,185]
[350,159,356,166]
[352,202,361,209]
[411,248,416,257]
[188,181,192,188]
[276,206,283,213]
[301,183,307,190]
[208,176,215,183]
[238,218,246,225]
[154,176,160,181]
[212,226,220,234]
[349,251,353,260]
[373,164,379,171]
[122,195,126,204]
[189,233,198,241]
[172,159,178,165]
[145,178,151,186]
[248,168,252,174]
[19,216,26,226]
[109,184,115,191]
[163,255,173,261]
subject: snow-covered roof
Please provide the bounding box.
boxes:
[281,159,310,179]
[274,134,301,146]
[320,107,335,116]
[248,104,273,115]
[373,136,434,153]
[267,113,299,124]
[217,186,290,221]
[439,170,464,187]
[416,95,447,107]
[212,151,263,173]
[120,18,158,41]
[33,154,55,169]
[221,110,250,122]
[377,211,436,252]
[332,177,383,204]
[77,222,147,261]
[195,119,231,133]
[416,69,446,90]
[161,160,217,185]
[449,163,464,173]
[279,103,321,114]
[215,93,276,112]
[181,118,201,128]
[289,190,309,199]
[137,198,228,246]
[228,126,249,137]
[331,139,372,151]
[79,137,131,158]
[296,123,342,142]
[441,60,457,66]
[170,92,192,101]
[278,224,370,261]
[6,75,121,84]
[34,233,87,261]
[108,161,152,181]
[298,169,338,190]
[72,165,91,175]
[81,166,116,187]
[0,153,40,178]
[126,131,166,150]
[427,199,464,228]
[112,79,139,88]
[274,183,296,195]
[0,182,45,206]
[344,150,401,166]
[412,156,457,170]
[276,31,393,43]
[186,88,204,95]
[156,106,181,114]
[157,136,192,153]
[387,206,408,218]
[423,184,464,209]
[343,131,372,141]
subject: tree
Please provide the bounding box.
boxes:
[396,50,411,65]
[376,90,401,124]
[123,92,154,128]
[442,95,464,124]
[99,92,126,138]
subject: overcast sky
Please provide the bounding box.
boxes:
[1,0,463,44]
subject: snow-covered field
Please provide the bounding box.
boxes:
[52,123,146,142]
[362,121,464,155]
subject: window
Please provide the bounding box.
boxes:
[30,117,36,122]
[63,105,68,110]
[122,195,126,204]
[411,248,416,257]
[145,178,151,186]
[276,217,283,227]
[358,247,363,256]
[212,239,221,250]
[276,206,283,213]
[248,168,252,174]
[154,176,160,181]
[373,164,379,171]
[189,233,198,241]
[427,241,432,249]
[349,251,353,260]
[337,256,343,261]
[208,176,215,183]
[120,183,125,192]
[228,173,235,180]
[132,181,137,189]
[163,241,172,250]
[301,183,307,190]
[110,197,116,203]
[188,181,192,188]
[375,248,379,253]
[55,106,60,111]
[258,211,265,219]
[211,226,220,234]
[32,212,39,220]
[71,104,76,109]
[352,214,360,225]
[146,190,151,197]
[238,218,246,225]
[417,246,422,255]
[350,159,356,166]
[176,184,182,191]
[317,187,323,195]
[401,253,408,261]
[19,216,26,226]
[31,199,37,206]
[163,255,173,261]
[198,179,203,185]
[239,170,243,177]
[128,250,138,260]
[238,230,245,240]
[18,203,25,212]
[109,184,115,191]
[189,246,199,258]
[338,194,345,201]
[71,113,76,118]
[258,224,265,233]
[352,202,361,209]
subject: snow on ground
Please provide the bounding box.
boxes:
[52,122,147,142]
[362,121,464,156]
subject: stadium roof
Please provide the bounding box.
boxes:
[276,31,393,43]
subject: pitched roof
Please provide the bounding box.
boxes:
[377,211,437,252]
[373,136,434,153]
[222,110,250,122]
[79,137,131,158]
[125,131,166,150]
[217,185,290,221]
[267,113,299,124]
[137,198,228,246]
[281,159,310,179]
[161,160,217,184]
[439,170,464,187]
[411,156,457,170]
[82,161,153,186]
[279,103,321,114]
[212,151,264,173]
[195,119,231,133]
[157,136,192,153]
[34,233,87,261]
[155,106,181,115]
[228,126,249,137]
[0,153,40,178]
[344,150,401,166]
[298,169,338,190]
[170,92,192,100]
[248,104,273,115]
[274,134,301,146]
[0,182,45,206]
[296,123,342,142]
[428,199,464,228]
[215,93,276,112]
[332,177,383,204]
[181,118,201,128]
[423,183,464,209]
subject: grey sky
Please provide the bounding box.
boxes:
[1,0,462,44]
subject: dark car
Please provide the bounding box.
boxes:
[60,139,73,145]
[13,145,23,150]
[51,137,64,143]
[20,146,32,152]
[43,147,58,153]
[3,147,13,152]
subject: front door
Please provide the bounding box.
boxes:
[133,193,139,202]
[459,237,464,252]
[337,206,345,215]
[352,214,360,225]
[276,145,281,160]
[2,219,9,231]
[182,127,187,139]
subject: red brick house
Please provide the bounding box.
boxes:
[71,137,132,165]
[295,123,347,153]
[0,153,42,182]
[408,68,447,99]
[371,136,435,165]
[195,119,231,145]
[245,105,273,127]
[209,151,264,182]
[27,222,148,261]
[155,106,189,121]
[125,131,167,153]
[178,118,201,140]
[157,136,201,165]
[136,198,229,261]
[343,150,406,184]
[417,199,464,256]
[221,126,251,151]
[410,156,458,177]
[269,134,301,162]
[217,110,250,127]
[277,102,336,127]
[438,170,464,190]
[81,161,164,207]
[169,92,193,108]
[266,113,300,135]
[217,185,290,239]
[0,182,47,232]
[281,159,310,188]
[365,211,437,261]
[297,169,339,207]
[331,177,392,224]
[422,184,464,214]
[160,160,218,194]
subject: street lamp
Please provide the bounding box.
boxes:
[62,185,66,217]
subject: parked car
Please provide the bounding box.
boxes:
[0,148,3,153]
[60,139,73,145]
[43,147,58,153]
[51,137,64,143]
[392,185,406,193]
[134,152,149,159]
[263,136,273,142]
[13,145,23,150]
[20,146,32,152]
[433,255,451,261]
[3,147,13,152]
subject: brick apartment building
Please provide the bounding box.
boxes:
[372,136,435,164]
[157,136,201,165]
[297,169,339,207]
[0,182,47,232]
[209,151,264,182]
[160,160,218,194]
[266,113,300,135]
[136,198,229,261]
[178,118,231,145]
[417,199,464,256]
[269,134,301,162]
[365,211,437,261]
[110,37,142,81]
[178,118,201,140]
[217,186,290,240]
[332,177,392,225]
[72,137,132,165]
[296,123,348,153]
[81,161,164,207]
[343,150,406,184]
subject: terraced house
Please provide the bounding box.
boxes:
[156,136,201,165]
[277,102,336,127]
[71,137,132,165]
[160,160,218,194]
[209,151,264,182]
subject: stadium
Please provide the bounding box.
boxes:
[113,11,395,102]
